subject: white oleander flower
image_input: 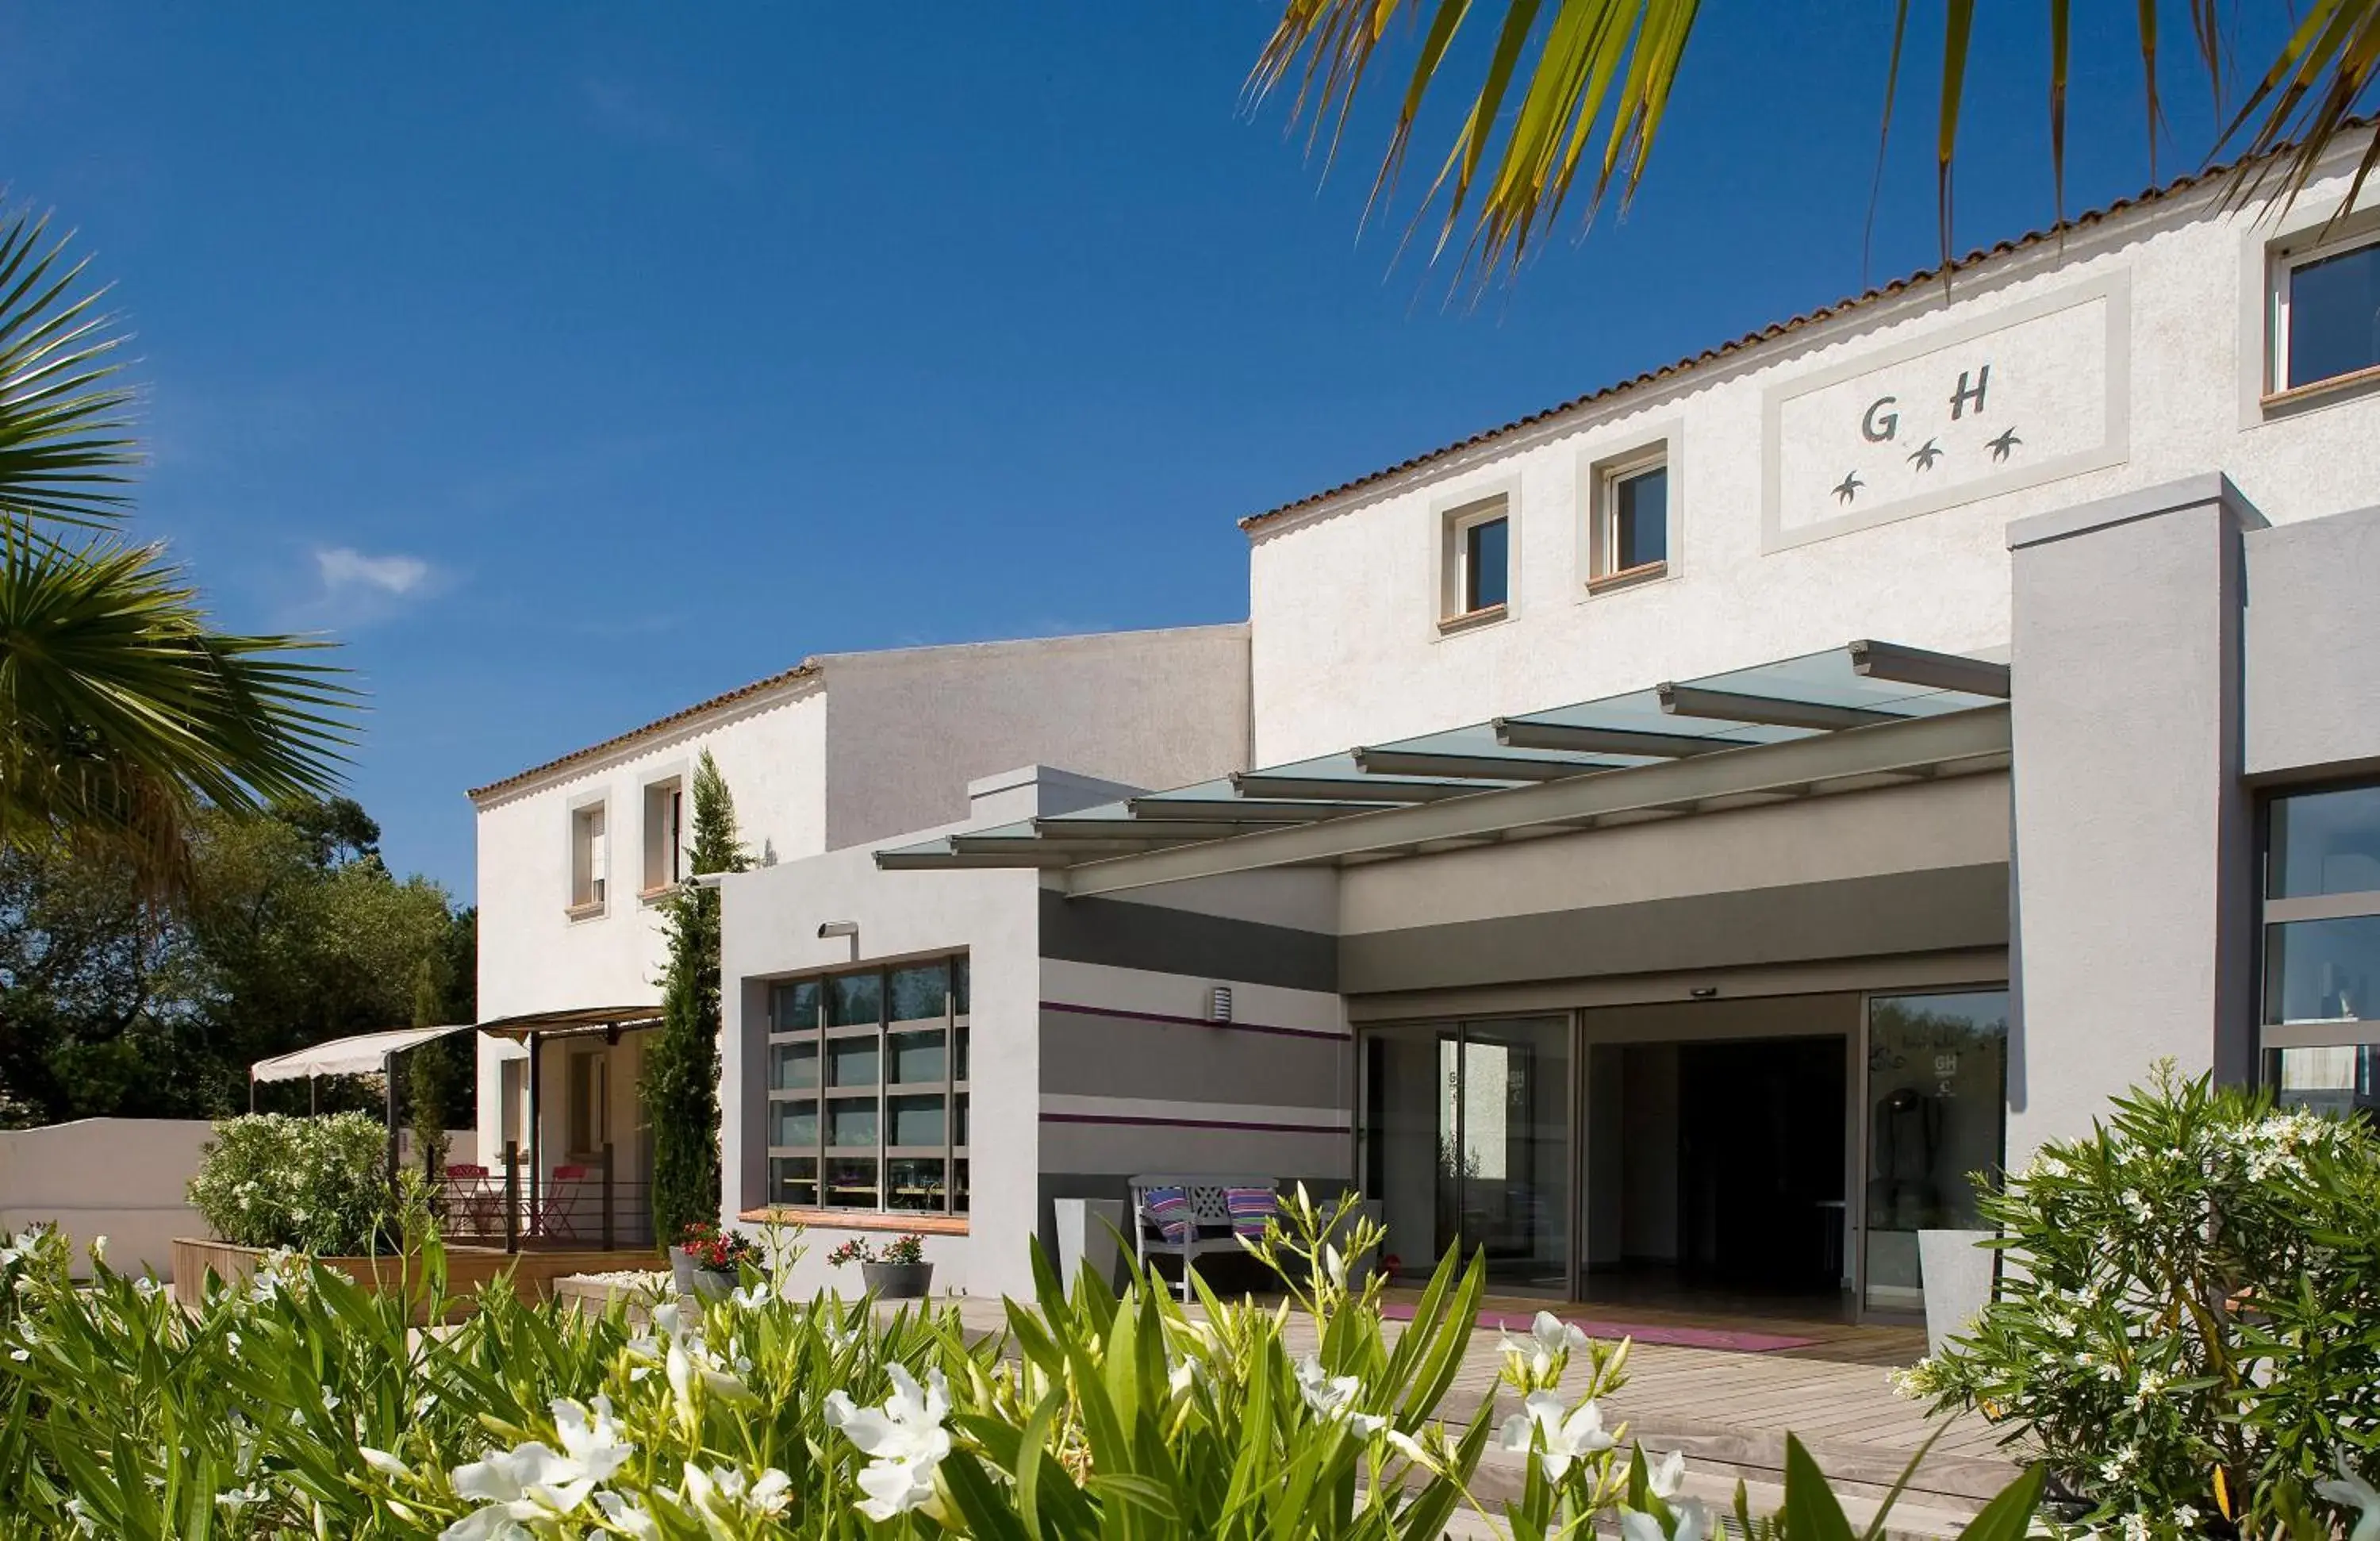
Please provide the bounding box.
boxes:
[2316,1448,2380,1541]
[594,1489,659,1538]
[1502,1310,1590,1384]
[1497,1392,1615,1482]
[1648,1449,1687,1500]
[552,1395,634,1484]
[827,1364,953,1520]
[359,1447,413,1479]
[682,1462,793,1523]
[440,1401,630,1541]
[1621,1501,1710,1541]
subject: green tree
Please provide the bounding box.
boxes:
[642,751,748,1246]
[0,797,466,1124]
[406,955,457,1178]
[0,209,357,895]
[1251,2,2380,285]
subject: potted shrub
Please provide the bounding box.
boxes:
[670,1220,753,1301]
[827,1232,931,1298]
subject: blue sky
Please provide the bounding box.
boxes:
[1,4,2263,898]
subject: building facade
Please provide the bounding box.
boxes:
[475,133,2380,1316]
[466,627,1251,1242]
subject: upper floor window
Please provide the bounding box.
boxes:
[643,778,684,895]
[569,803,607,915]
[765,954,971,1216]
[1591,452,1669,588]
[2272,232,2380,396]
[1440,494,1510,627]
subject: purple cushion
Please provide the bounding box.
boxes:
[1226,1186,1279,1239]
[1142,1186,1192,1244]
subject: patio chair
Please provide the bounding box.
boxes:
[536,1164,592,1243]
[441,1163,499,1238]
[1127,1174,1280,1302]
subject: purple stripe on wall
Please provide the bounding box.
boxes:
[1040,1112,1347,1136]
[1040,999,1345,1042]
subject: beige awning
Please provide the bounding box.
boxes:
[250,1024,474,1082]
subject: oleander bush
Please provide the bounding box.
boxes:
[1902,1066,2380,1539]
[0,1188,2054,1540]
[186,1111,397,1255]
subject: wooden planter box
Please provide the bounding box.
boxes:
[169,1238,661,1320]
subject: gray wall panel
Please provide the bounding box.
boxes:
[1039,1008,1348,1107]
[1040,890,1337,993]
[1340,864,2010,995]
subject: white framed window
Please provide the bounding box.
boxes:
[1589,448,1671,588]
[1438,494,1511,628]
[2267,226,2380,399]
[642,777,685,895]
[569,802,608,914]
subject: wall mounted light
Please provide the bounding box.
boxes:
[1207,985,1234,1023]
[817,919,859,961]
[1689,986,1719,1000]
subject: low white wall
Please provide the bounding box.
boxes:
[0,1119,214,1280]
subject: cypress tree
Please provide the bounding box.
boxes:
[406,955,455,1178]
[643,751,747,1246]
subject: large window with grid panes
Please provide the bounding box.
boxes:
[2261,781,2380,1124]
[766,955,969,1213]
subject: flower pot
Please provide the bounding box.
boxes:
[670,1251,733,1302]
[1917,1228,1995,1357]
[861,1260,933,1299]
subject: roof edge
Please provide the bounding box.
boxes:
[1238,125,2373,536]
[466,661,822,805]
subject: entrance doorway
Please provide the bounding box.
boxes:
[1582,1032,1848,1310]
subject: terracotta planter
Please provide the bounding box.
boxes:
[862,1260,933,1299]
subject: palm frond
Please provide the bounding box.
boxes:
[0,528,359,896]
[1250,0,2380,285]
[0,209,139,528]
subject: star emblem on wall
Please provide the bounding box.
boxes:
[1987,426,2022,462]
[1832,471,1863,505]
[1906,437,1944,471]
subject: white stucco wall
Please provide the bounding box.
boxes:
[816,625,1251,851]
[1245,157,2380,765]
[717,844,1046,1301]
[0,1118,214,1279]
[471,626,1250,1174]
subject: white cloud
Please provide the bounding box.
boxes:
[317,547,431,597]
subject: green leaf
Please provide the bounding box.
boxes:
[1952,1464,2047,1541]
[1782,1435,1856,1541]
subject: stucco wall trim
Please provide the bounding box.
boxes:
[2006,472,2265,551]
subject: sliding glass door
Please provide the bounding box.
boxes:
[1860,990,2009,1315]
[1361,1016,1570,1294]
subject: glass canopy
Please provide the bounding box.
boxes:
[877,640,2010,873]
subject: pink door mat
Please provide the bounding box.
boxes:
[1378,1303,1819,1354]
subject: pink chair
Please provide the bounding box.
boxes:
[538,1165,591,1242]
[441,1164,498,1236]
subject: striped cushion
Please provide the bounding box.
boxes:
[1141,1186,1192,1244]
[1226,1186,1279,1239]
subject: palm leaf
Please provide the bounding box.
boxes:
[0,528,358,895]
[0,207,138,528]
[1250,0,2380,285]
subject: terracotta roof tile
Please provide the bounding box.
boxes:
[1237,141,2337,535]
[466,660,820,803]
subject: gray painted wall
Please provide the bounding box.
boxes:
[1341,864,2009,995]
[2006,475,2264,1161]
[2242,502,2380,782]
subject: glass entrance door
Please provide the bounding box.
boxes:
[1361,1016,1570,1294]
[1860,990,2009,1315]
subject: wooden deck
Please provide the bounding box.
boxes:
[917,1289,2021,1535]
